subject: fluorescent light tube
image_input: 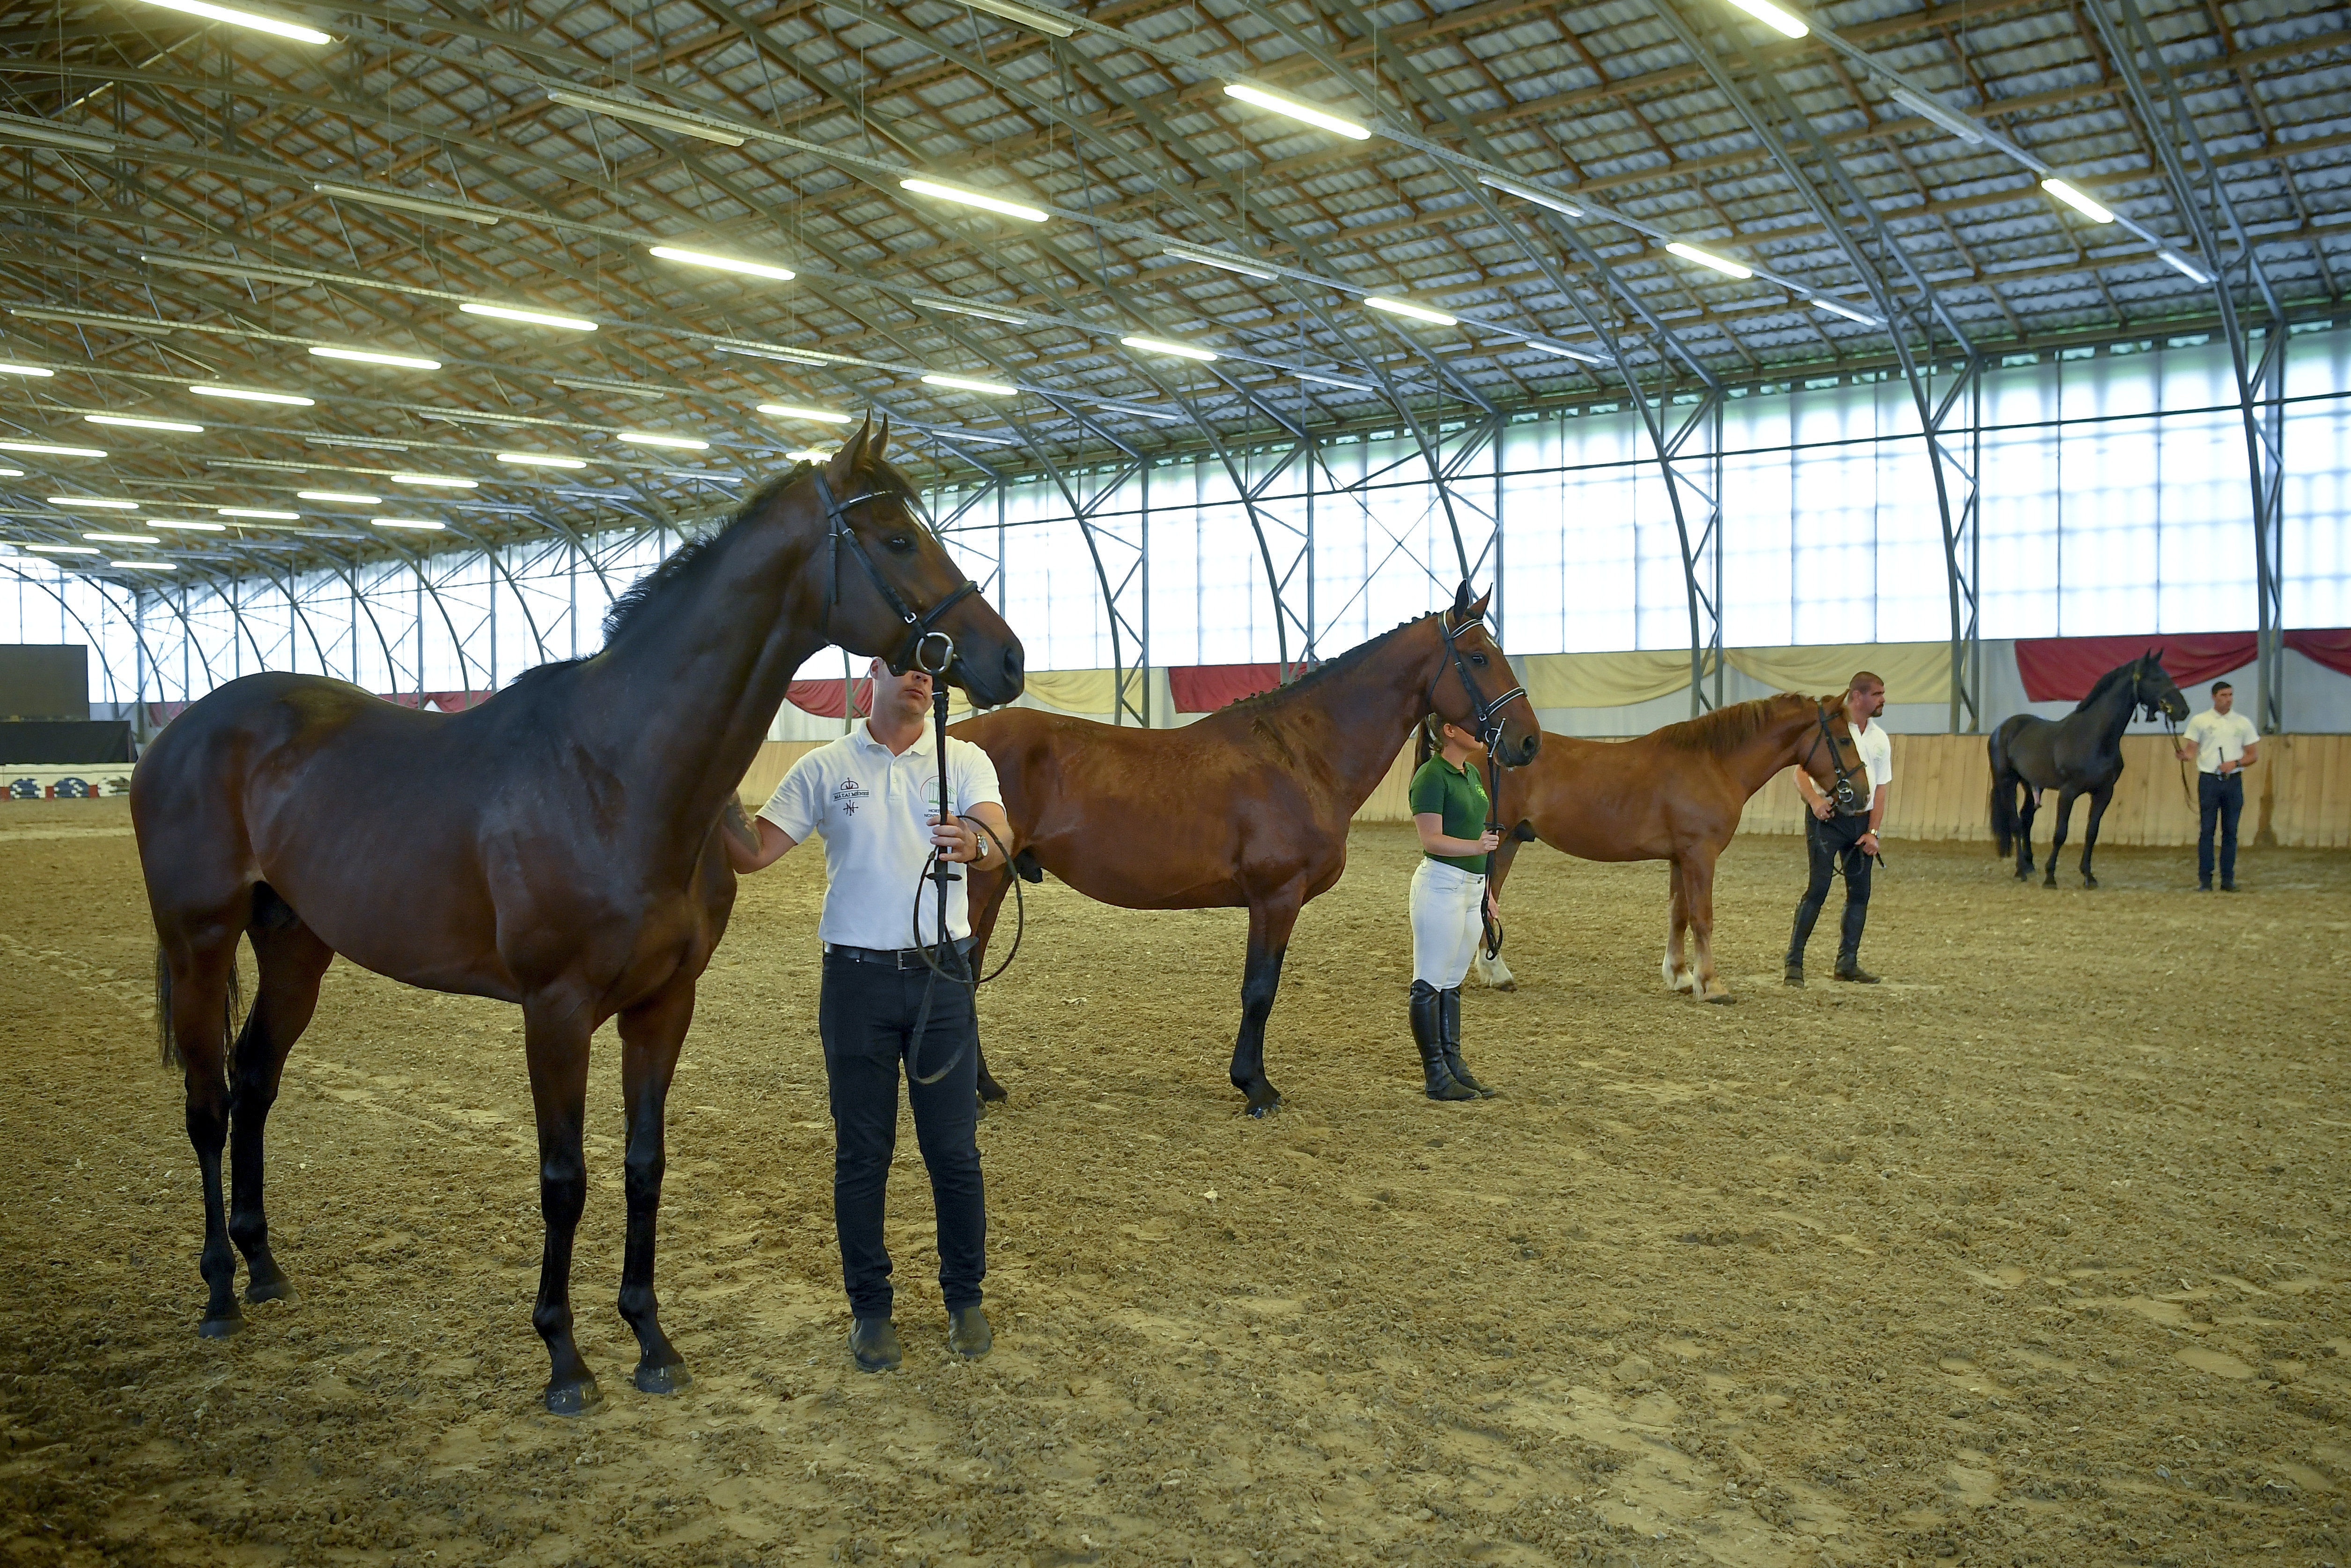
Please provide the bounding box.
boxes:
[0,469,21,477]
[0,110,114,155]
[1092,398,1185,422]
[1666,241,1754,279]
[0,361,55,377]
[1162,248,1278,280]
[1364,296,1457,327]
[1223,84,1371,140]
[1812,295,1882,325]
[758,404,853,424]
[2159,250,2212,284]
[617,432,709,450]
[545,90,747,147]
[372,517,446,531]
[1886,85,1985,145]
[189,384,315,406]
[899,178,1049,223]
[2042,178,2114,223]
[47,496,140,509]
[83,532,160,544]
[459,302,598,331]
[129,0,333,44]
[1526,339,1606,364]
[11,307,174,333]
[311,181,499,225]
[553,375,668,399]
[308,346,442,369]
[784,449,834,462]
[497,452,590,469]
[111,559,177,570]
[0,440,106,456]
[22,543,100,554]
[217,507,299,518]
[85,414,202,432]
[391,473,478,488]
[1291,369,1374,391]
[297,490,381,503]
[1121,335,1217,362]
[921,374,1018,396]
[1477,174,1583,216]
[1722,0,1808,37]
[147,518,228,531]
[917,295,1028,324]
[648,245,796,282]
[957,0,1075,36]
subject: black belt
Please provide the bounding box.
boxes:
[825,936,974,969]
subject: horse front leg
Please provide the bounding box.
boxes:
[523,994,600,1415]
[1663,859,1694,993]
[616,976,694,1396]
[964,859,1014,1106]
[2015,788,2038,880]
[1684,848,1732,1003]
[2043,791,2076,888]
[2078,784,2114,889]
[1229,888,1303,1118]
[1470,836,1518,991]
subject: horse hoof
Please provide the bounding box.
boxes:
[244,1275,297,1307]
[196,1311,242,1340]
[1244,1090,1282,1119]
[2041,876,2057,889]
[544,1377,604,1417]
[634,1360,692,1396]
[1703,991,1735,1005]
[2083,876,2100,889]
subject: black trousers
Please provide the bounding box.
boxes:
[2197,772,2244,886]
[818,952,985,1319]
[1788,812,1873,967]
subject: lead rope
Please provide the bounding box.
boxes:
[1480,749,1505,960]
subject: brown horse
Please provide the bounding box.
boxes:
[130,417,1024,1414]
[1468,693,1861,1001]
[953,584,1539,1116]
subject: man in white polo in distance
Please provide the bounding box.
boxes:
[2175,678,2259,892]
[723,655,1014,1372]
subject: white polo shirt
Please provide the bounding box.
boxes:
[758,721,1004,950]
[2182,707,2259,774]
[1854,716,1894,807]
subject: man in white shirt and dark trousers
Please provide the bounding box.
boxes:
[1786,671,1894,986]
[724,657,1014,1372]
[2176,679,2260,892]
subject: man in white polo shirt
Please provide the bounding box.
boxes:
[1786,670,1894,986]
[2175,678,2260,892]
[722,655,1013,1372]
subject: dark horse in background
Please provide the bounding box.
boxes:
[1989,650,2187,888]
[131,417,1024,1413]
[952,584,1539,1116]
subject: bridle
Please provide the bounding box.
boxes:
[1802,700,1868,817]
[1431,605,1526,754]
[815,466,979,677]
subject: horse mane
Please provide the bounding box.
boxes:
[599,464,812,643]
[1653,692,1814,754]
[1212,611,1428,717]
[2072,657,2143,713]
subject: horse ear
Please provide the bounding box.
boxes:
[1467,585,1493,619]
[871,410,891,463]
[1452,580,1474,616]
[829,412,872,486]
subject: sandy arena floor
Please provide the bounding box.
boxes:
[1,796,2346,1567]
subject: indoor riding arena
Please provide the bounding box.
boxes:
[0,0,2346,1562]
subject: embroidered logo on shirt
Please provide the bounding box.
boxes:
[832,778,871,817]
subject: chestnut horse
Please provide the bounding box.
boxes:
[131,417,1024,1414]
[1467,693,1861,1001]
[954,584,1539,1116]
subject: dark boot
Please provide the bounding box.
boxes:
[850,1317,901,1372]
[1412,981,1475,1101]
[1833,954,1880,984]
[1784,900,1819,987]
[946,1304,991,1361]
[1438,987,1496,1097]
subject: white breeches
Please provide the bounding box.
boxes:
[1410,858,1486,990]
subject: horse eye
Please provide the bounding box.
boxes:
[1470,652,1488,668]
[885,534,916,554]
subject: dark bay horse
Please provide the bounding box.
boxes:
[131,417,1024,1413]
[1989,650,2187,888]
[1468,694,1861,1001]
[951,584,1538,1116]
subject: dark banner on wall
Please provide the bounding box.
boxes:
[0,719,132,763]
[2015,630,2351,701]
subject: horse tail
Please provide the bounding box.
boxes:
[154,942,242,1074]
[1987,726,2017,857]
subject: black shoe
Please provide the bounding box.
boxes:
[2220,881,2238,892]
[850,1317,901,1373]
[1784,964,1805,988]
[1412,981,1475,1102]
[2195,882,2212,892]
[1437,987,1497,1098]
[947,1305,992,1361]
[1832,961,1880,985]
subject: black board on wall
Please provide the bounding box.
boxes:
[0,645,89,721]
[0,720,132,764]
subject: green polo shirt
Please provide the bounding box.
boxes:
[1408,754,1490,874]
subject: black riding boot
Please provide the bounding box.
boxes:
[1412,981,1475,1101]
[1784,899,1821,986]
[1438,987,1496,1097]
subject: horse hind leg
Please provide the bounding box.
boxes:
[1663,860,1695,993]
[228,884,333,1310]
[1684,851,1732,1004]
[158,913,248,1338]
[2014,788,2039,880]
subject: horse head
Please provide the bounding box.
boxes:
[816,413,1025,707]
[2135,647,2189,724]
[1799,695,1865,807]
[1430,582,1540,769]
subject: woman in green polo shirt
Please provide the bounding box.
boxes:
[1407,715,1503,1102]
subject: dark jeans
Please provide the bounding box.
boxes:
[2197,771,2244,886]
[1788,812,1873,966]
[819,952,985,1319]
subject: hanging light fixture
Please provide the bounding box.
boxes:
[1721,0,1808,37]
[2042,178,2115,223]
[648,246,796,282]
[1223,84,1371,140]
[312,181,501,225]
[1364,296,1457,327]
[1121,335,1217,362]
[458,302,599,331]
[84,414,203,432]
[899,179,1049,223]
[308,346,442,369]
[1666,242,1754,279]
[130,0,332,44]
